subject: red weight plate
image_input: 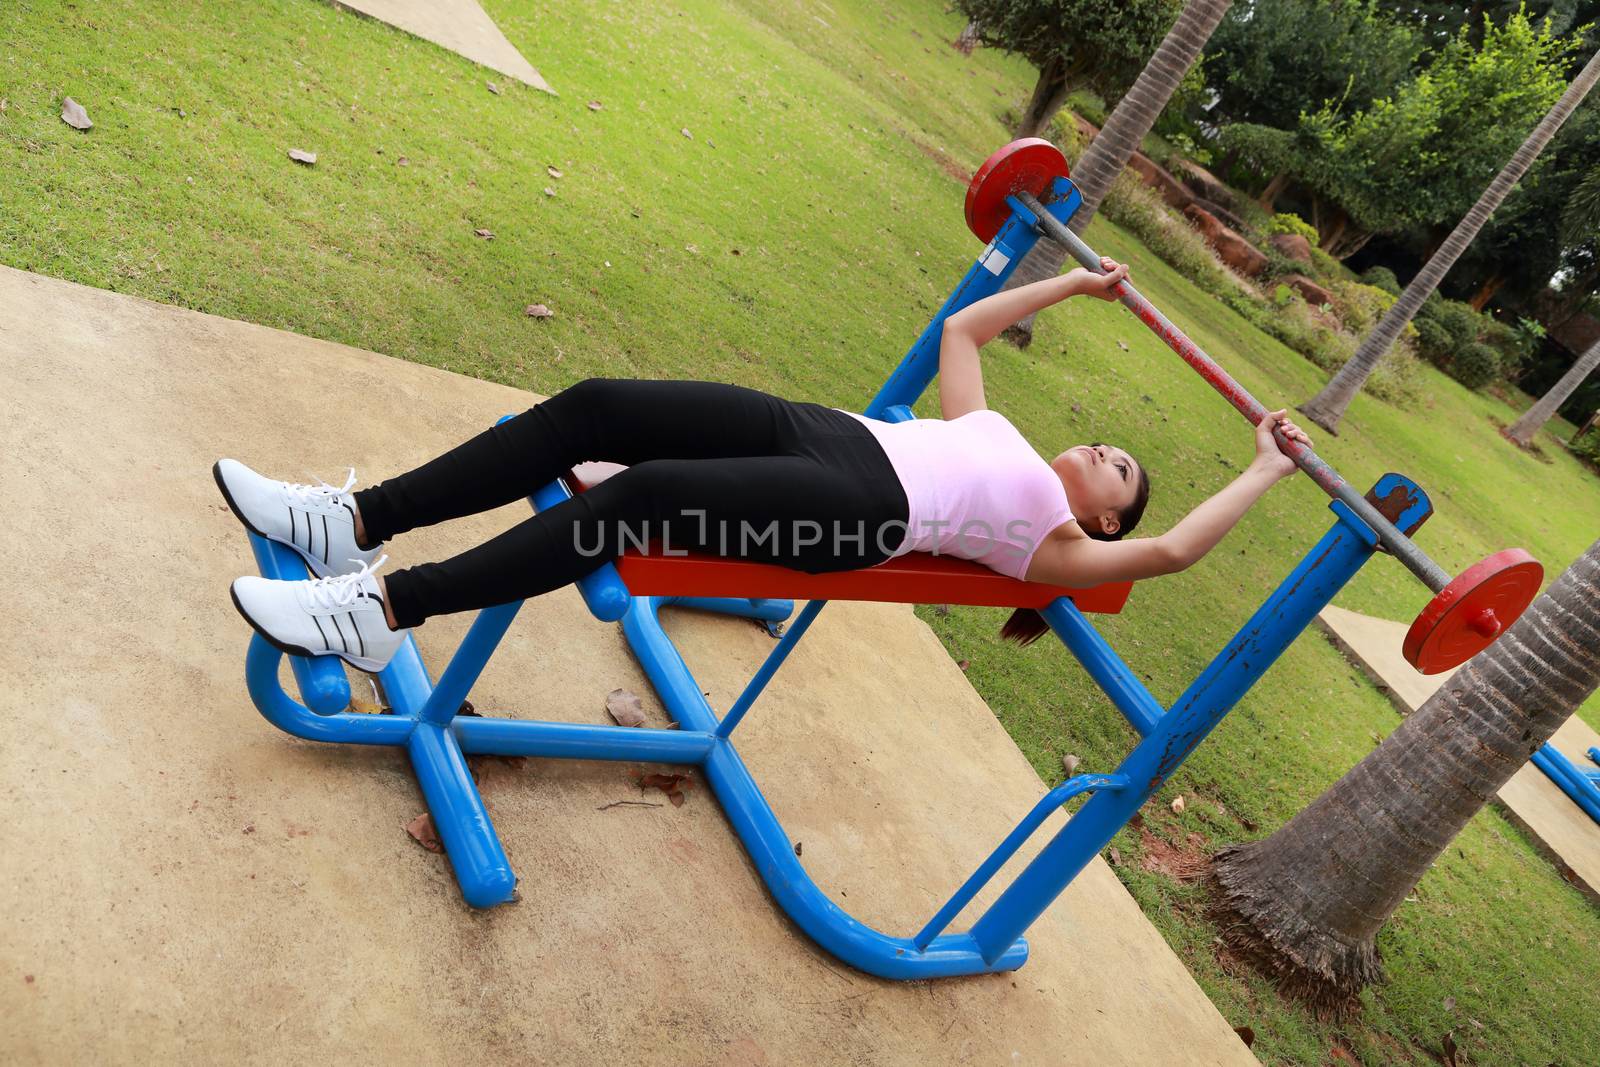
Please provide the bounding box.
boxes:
[965,139,1070,243]
[1403,548,1543,674]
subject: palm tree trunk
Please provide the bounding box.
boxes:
[999,0,1234,347]
[1506,337,1600,444]
[1210,537,1600,1015]
[1298,48,1600,434]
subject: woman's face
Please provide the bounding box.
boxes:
[1051,443,1140,536]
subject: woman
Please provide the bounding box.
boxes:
[218,256,1310,672]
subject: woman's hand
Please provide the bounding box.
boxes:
[1250,409,1311,481]
[1066,256,1130,301]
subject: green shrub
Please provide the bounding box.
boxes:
[1101,171,1233,292]
[1048,110,1089,164]
[1447,341,1501,389]
[1272,283,1295,308]
[1368,339,1424,404]
[1066,89,1108,128]
[1257,247,1305,285]
[1328,281,1389,334]
[1413,316,1453,363]
[1308,247,1354,286]
[1571,426,1600,466]
[1359,266,1402,296]
[1433,300,1483,349]
[1266,213,1319,242]
[1481,318,1527,381]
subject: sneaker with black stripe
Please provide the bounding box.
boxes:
[230,555,406,673]
[213,459,382,578]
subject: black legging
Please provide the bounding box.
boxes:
[353,378,911,629]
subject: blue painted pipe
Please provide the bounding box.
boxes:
[864,178,1079,419]
[915,773,1128,950]
[408,720,518,907]
[244,637,416,745]
[417,601,522,725]
[716,599,828,738]
[245,533,351,715]
[1043,599,1165,736]
[453,717,716,763]
[1531,744,1600,825]
[621,591,1028,977]
[967,489,1433,964]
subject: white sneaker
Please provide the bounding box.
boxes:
[213,459,382,577]
[230,555,406,673]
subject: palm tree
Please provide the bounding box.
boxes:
[1506,336,1600,445]
[1000,0,1234,347]
[1298,48,1600,433]
[1209,537,1600,1014]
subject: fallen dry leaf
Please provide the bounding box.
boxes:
[957,659,969,671]
[1062,753,1080,776]
[405,812,443,853]
[707,138,716,148]
[1171,795,1186,814]
[524,303,554,319]
[288,148,317,165]
[60,97,92,130]
[587,99,604,111]
[637,771,693,807]
[397,155,410,166]
[606,688,647,727]
[680,127,692,139]
[547,165,563,179]
[794,841,803,857]
[543,186,557,197]
[1107,845,1121,866]
[473,228,495,239]
[486,81,502,95]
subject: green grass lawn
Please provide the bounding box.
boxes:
[5,1,1600,1063]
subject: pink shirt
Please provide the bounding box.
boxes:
[834,408,1074,579]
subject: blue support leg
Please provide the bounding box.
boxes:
[968,485,1432,964]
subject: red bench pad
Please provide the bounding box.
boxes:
[563,462,1131,613]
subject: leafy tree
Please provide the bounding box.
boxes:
[1211,537,1600,1013]
[1223,10,1574,257]
[1443,98,1600,312]
[1204,0,1422,131]
[954,0,1182,137]
[1298,41,1600,432]
[997,0,1234,347]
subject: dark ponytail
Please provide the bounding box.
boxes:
[999,458,1151,647]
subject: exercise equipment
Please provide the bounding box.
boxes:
[1531,743,1600,826]
[236,141,1493,979]
[966,139,1542,673]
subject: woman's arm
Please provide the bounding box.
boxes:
[1029,411,1311,587]
[937,257,1130,420]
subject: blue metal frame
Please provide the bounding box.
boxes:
[1531,743,1600,825]
[237,177,1436,978]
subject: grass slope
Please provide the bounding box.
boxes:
[4,1,1599,1062]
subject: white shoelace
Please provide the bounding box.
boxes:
[306,554,389,611]
[284,468,359,510]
